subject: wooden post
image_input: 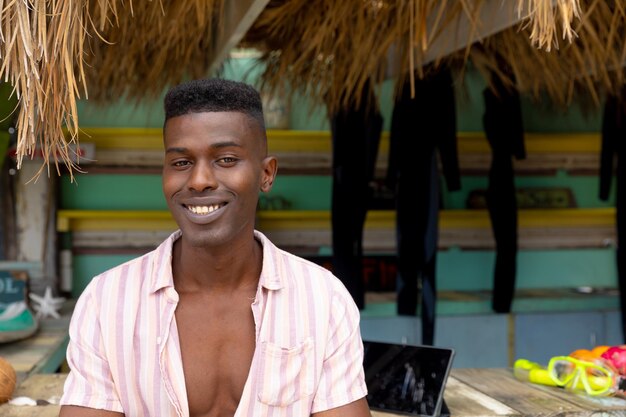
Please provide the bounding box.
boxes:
[14,161,57,295]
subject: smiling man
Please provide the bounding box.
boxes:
[59,79,371,417]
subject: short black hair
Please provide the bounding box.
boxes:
[163,78,265,129]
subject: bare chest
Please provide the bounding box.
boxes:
[175,295,256,417]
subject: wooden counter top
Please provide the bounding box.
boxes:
[4,368,626,416]
[2,374,66,417]
[0,301,623,415]
[0,303,71,416]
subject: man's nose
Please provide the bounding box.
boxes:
[188,162,217,191]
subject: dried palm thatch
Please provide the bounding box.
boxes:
[0,0,100,180]
[0,0,587,175]
[469,0,626,107]
[245,0,478,114]
[0,0,223,180]
[245,0,593,113]
[85,0,224,103]
[520,0,582,51]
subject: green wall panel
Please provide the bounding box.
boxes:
[456,67,602,133]
[61,174,166,210]
[441,175,616,210]
[61,174,331,211]
[62,172,613,212]
[71,247,618,313]
[266,176,332,210]
[437,248,617,291]
[74,59,604,133]
[72,254,138,298]
[75,57,263,128]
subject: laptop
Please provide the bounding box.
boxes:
[363,341,455,417]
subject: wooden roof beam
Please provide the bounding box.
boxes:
[387,0,557,76]
[425,0,542,63]
[209,0,271,73]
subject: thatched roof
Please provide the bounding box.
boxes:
[469,0,626,106]
[1,0,618,177]
[0,0,224,179]
[246,0,623,112]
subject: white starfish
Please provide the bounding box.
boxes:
[29,287,65,319]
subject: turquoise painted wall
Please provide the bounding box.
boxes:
[62,173,614,212]
[75,59,602,133]
[61,175,332,211]
[63,56,618,313]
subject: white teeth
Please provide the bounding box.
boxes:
[187,204,221,215]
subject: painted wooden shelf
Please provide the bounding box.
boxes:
[57,208,617,252]
[72,128,602,153]
[58,208,616,231]
[69,129,603,174]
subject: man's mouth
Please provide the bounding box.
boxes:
[185,203,225,215]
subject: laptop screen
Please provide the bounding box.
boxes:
[363,341,455,417]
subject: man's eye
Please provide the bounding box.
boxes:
[173,160,191,167]
[220,157,237,164]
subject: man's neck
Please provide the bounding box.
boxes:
[172,235,263,294]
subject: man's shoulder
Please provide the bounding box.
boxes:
[262,232,357,306]
[271,244,335,280]
[276,248,329,273]
[269,243,351,297]
[263,239,363,343]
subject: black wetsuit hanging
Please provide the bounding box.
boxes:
[599,91,626,342]
[330,85,383,309]
[387,69,460,345]
[482,77,526,314]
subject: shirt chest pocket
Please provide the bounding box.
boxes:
[257,337,315,406]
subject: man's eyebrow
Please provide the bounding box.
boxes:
[165,146,187,154]
[165,141,243,154]
[211,141,243,149]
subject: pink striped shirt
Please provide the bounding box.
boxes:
[61,230,367,416]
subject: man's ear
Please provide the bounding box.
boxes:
[260,156,278,193]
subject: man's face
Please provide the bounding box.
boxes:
[162,111,276,248]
